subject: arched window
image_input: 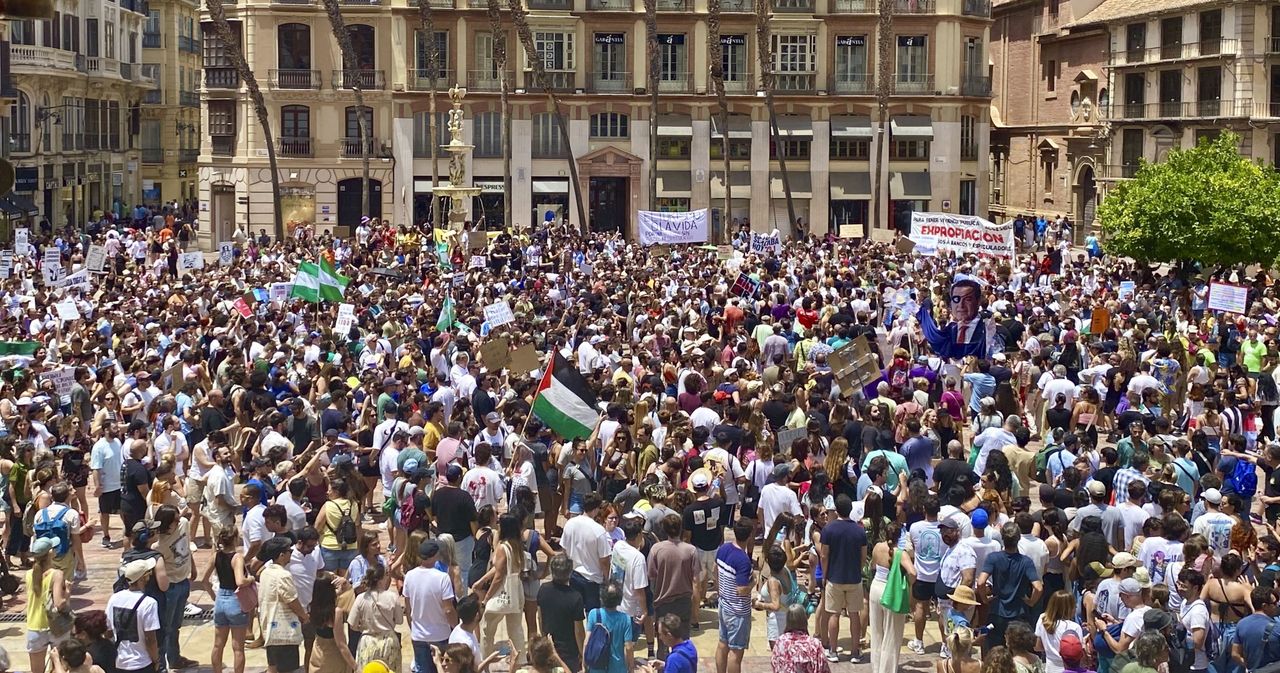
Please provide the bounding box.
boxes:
[277,23,311,70]
[345,25,375,70]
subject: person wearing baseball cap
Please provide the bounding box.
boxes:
[106,556,161,673]
[685,465,727,617]
[1095,577,1151,657]
[1194,487,1235,559]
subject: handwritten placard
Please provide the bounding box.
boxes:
[334,303,356,336]
[218,242,234,266]
[1209,282,1249,314]
[479,337,511,370]
[86,244,107,274]
[483,301,515,328]
[54,301,80,322]
[838,223,864,239]
[178,252,204,271]
[508,344,541,375]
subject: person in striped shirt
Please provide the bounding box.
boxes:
[715,519,755,673]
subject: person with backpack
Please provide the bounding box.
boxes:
[316,478,361,575]
[583,582,635,673]
[34,482,84,583]
[106,558,161,673]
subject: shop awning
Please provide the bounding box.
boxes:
[774,116,813,138]
[656,171,692,198]
[890,171,932,200]
[656,114,692,137]
[0,194,38,217]
[711,114,753,139]
[710,171,752,199]
[830,116,874,138]
[532,179,569,194]
[770,172,812,199]
[890,115,934,138]
[830,172,872,200]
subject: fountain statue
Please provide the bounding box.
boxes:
[434,84,483,231]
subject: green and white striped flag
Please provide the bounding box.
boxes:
[290,262,322,303]
[318,258,350,302]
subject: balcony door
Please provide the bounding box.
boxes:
[345,24,375,71]
[277,23,312,88]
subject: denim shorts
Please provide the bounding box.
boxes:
[718,610,751,650]
[214,588,249,628]
[567,492,584,515]
[321,547,359,573]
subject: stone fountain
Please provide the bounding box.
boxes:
[434,84,483,233]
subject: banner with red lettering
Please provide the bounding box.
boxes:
[908,212,1016,261]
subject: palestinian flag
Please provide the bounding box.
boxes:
[532,352,599,441]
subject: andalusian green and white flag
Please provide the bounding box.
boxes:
[436,296,455,332]
[290,259,349,303]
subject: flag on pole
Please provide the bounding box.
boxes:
[290,262,322,303]
[436,296,455,332]
[318,258,350,302]
[531,352,600,441]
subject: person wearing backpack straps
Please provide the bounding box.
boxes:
[583,582,635,673]
[34,482,84,584]
[1231,585,1280,673]
[24,537,69,673]
[105,557,161,673]
[316,477,362,575]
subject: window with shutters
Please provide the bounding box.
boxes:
[534,32,574,70]
[532,112,566,157]
[412,112,448,158]
[589,112,629,139]
[473,111,502,157]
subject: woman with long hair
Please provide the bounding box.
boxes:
[307,570,356,673]
[937,627,982,673]
[753,544,799,649]
[1035,591,1084,673]
[1202,551,1252,673]
[25,536,68,673]
[316,477,361,575]
[983,647,1017,673]
[435,534,464,597]
[347,531,388,590]
[513,491,555,648]
[432,642,481,673]
[72,611,113,673]
[347,564,403,672]
[200,525,250,673]
[868,520,916,673]
[475,512,526,657]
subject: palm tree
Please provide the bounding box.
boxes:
[507,0,589,233]
[872,0,893,231]
[707,0,732,242]
[484,0,513,228]
[754,0,797,236]
[205,0,283,239]
[319,0,372,217]
[643,0,657,211]
[417,0,443,228]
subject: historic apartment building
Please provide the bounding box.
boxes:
[140,0,201,205]
[198,0,993,242]
[6,0,154,228]
[989,0,1108,230]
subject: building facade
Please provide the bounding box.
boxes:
[7,0,153,228]
[140,0,201,206]
[989,0,1107,231]
[198,0,993,243]
[1067,0,1280,184]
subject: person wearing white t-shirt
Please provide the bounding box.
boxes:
[1095,578,1150,656]
[1192,488,1236,559]
[610,517,649,620]
[1115,485,1152,551]
[240,486,269,561]
[461,443,505,511]
[561,492,613,613]
[1175,567,1213,673]
[449,594,506,668]
[107,558,162,673]
[403,539,459,673]
[759,464,802,535]
[702,445,747,513]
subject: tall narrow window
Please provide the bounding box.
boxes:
[896,35,928,92]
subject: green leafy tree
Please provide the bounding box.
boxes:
[1099,132,1280,268]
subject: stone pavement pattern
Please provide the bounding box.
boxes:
[0,514,947,673]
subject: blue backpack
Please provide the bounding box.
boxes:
[34,507,71,557]
[1230,460,1258,499]
[583,609,613,670]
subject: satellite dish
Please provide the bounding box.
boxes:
[0,160,16,196]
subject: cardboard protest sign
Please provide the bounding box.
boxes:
[218,242,234,266]
[869,228,897,244]
[164,361,185,392]
[41,264,65,285]
[479,337,511,370]
[270,283,292,303]
[895,237,917,254]
[483,301,516,329]
[731,272,759,298]
[53,301,80,322]
[508,344,541,375]
[776,427,807,455]
[42,367,75,397]
[1090,308,1111,335]
[750,230,782,255]
[232,297,253,317]
[467,231,488,252]
[86,245,107,274]
[14,229,29,256]
[179,252,204,271]
[43,248,60,268]
[828,338,881,396]
[334,303,356,336]
[838,224,864,239]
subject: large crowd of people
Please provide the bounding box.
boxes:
[0,213,1278,673]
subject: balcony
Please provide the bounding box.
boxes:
[1270,36,1280,54]
[1031,13,1059,34]
[961,74,991,96]
[961,0,989,16]
[1111,38,1239,65]
[120,62,133,80]
[723,75,753,93]
[211,136,235,156]
[142,90,162,104]
[180,91,200,107]
[830,0,870,12]
[342,138,391,158]
[466,0,489,6]
[590,71,631,93]
[774,72,817,92]
[87,57,122,79]
[527,0,571,8]
[120,0,148,14]
[893,73,933,93]
[893,0,934,13]
[340,0,382,5]
[467,69,509,91]
[333,69,386,90]
[657,0,686,7]
[271,69,322,89]
[206,68,240,89]
[658,72,693,93]
[774,0,813,10]
[1109,164,1141,179]
[721,0,752,10]
[180,148,200,163]
[1108,99,1251,120]
[418,0,454,6]
[279,137,313,158]
[10,45,78,73]
[179,35,200,54]
[587,0,630,7]
[142,148,164,163]
[10,133,30,154]
[525,70,575,90]
[409,69,452,91]
[830,73,871,93]
[142,32,162,48]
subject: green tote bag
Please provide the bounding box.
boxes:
[879,548,911,615]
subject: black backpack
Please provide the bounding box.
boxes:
[335,504,358,547]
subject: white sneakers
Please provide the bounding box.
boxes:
[908,639,927,655]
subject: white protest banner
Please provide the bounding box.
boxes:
[469,255,487,270]
[86,244,107,274]
[1118,281,1136,300]
[637,209,710,246]
[178,252,204,271]
[0,260,11,279]
[334,303,356,336]
[269,283,292,304]
[41,264,65,285]
[43,248,61,268]
[750,230,782,255]
[50,269,90,292]
[42,367,75,398]
[483,301,516,328]
[218,242,234,266]
[1209,282,1249,314]
[14,228,29,256]
[908,212,1016,260]
[54,301,80,322]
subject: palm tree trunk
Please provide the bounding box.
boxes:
[708,0,731,242]
[644,0,657,212]
[320,0,372,217]
[507,0,589,234]
[872,0,893,231]
[418,0,442,228]
[206,0,283,240]
[755,0,796,236]
[484,0,512,229]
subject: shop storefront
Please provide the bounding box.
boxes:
[769,171,811,235]
[655,171,691,212]
[890,171,932,234]
[830,172,871,233]
[281,184,317,236]
[471,178,505,229]
[532,178,569,228]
